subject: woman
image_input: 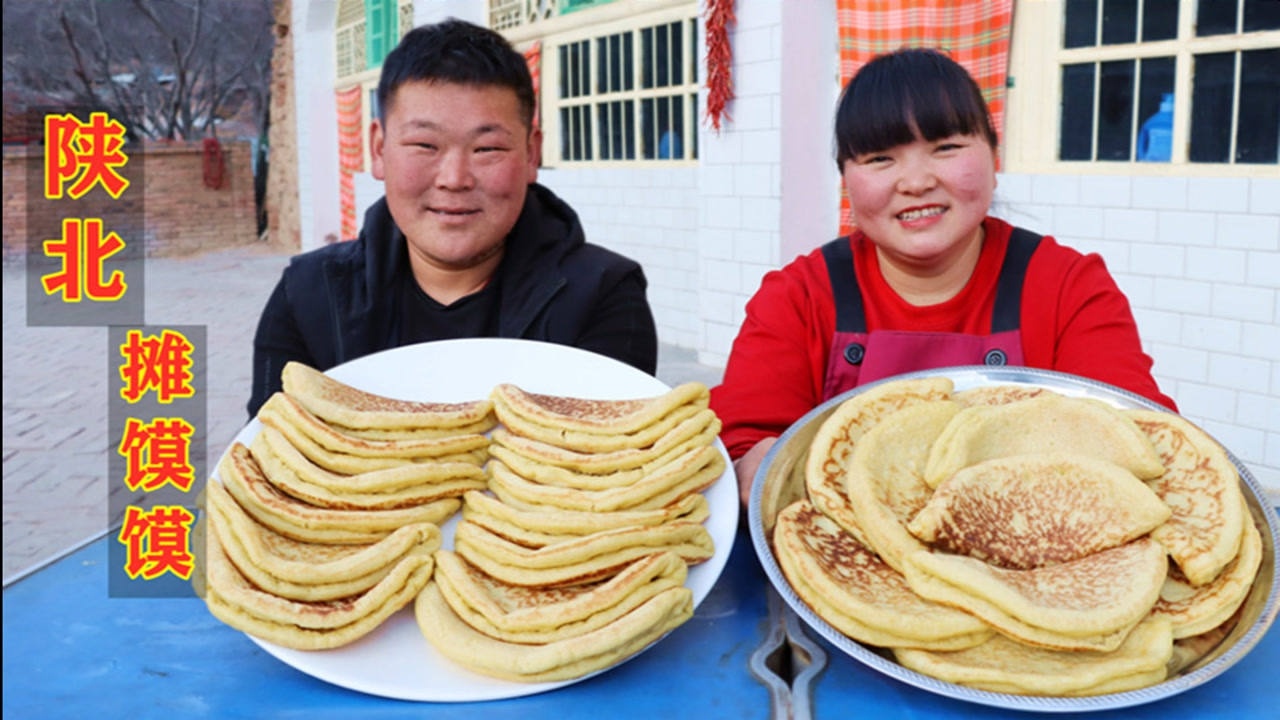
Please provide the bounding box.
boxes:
[709,48,1176,506]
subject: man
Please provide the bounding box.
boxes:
[248,18,658,417]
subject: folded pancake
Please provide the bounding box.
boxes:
[334,418,496,441]
[804,377,954,545]
[250,431,485,510]
[1167,612,1239,676]
[1153,501,1262,639]
[773,500,992,650]
[218,443,459,544]
[844,400,961,573]
[953,384,1050,407]
[489,414,721,475]
[461,490,709,547]
[453,518,714,587]
[415,581,693,683]
[902,538,1168,652]
[258,392,490,469]
[201,516,434,650]
[487,448,723,514]
[495,400,712,454]
[908,453,1171,570]
[1128,409,1246,586]
[893,615,1175,697]
[489,440,720,493]
[205,478,439,600]
[281,361,493,430]
[491,381,709,436]
[923,395,1166,488]
[433,550,688,643]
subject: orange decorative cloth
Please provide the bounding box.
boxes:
[336,85,364,241]
[835,0,1014,235]
[523,41,542,131]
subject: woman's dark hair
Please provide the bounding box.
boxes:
[834,47,997,167]
[376,18,535,129]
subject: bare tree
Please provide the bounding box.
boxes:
[4,0,274,141]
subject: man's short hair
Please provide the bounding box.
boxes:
[376,17,536,130]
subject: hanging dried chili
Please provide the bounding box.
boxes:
[704,0,735,133]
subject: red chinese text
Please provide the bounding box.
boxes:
[118,505,195,581]
[118,417,195,492]
[44,112,130,200]
[41,217,128,302]
[119,329,196,404]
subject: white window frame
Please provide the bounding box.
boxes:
[502,0,699,168]
[1005,0,1279,177]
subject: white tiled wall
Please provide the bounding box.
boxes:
[543,167,702,348]
[990,174,1280,499]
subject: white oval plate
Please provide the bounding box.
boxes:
[213,338,738,702]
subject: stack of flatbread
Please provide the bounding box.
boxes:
[415,382,723,682]
[772,376,1263,697]
[199,361,492,649]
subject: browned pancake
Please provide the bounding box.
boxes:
[1153,505,1263,639]
[486,447,723,513]
[1127,409,1246,586]
[415,580,693,683]
[773,500,992,650]
[281,361,493,430]
[924,395,1167,487]
[804,377,955,545]
[250,429,486,509]
[953,384,1049,407]
[903,538,1169,652]
[258,392,490,469]
[490,382,709,435]
[907,453,1171,569]
[433,549,688,643]
[217,442,459,544]
[453,518,714,587]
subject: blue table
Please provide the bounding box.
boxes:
[2,529,775,720]
[4,521,1277,719]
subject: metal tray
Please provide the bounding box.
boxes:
[748,366,1280,713]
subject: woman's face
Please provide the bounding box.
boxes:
[842,131,996,270]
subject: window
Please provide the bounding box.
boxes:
[549,13,699,164]
[1055,0,1279,165]
[364,0,399,69]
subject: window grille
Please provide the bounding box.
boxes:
[1057,0,1278,165]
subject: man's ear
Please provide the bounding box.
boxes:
[526,127,542,183]
[370,118,387,181]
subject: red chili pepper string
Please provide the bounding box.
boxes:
[704,0,735,133]
[202,136,225,190]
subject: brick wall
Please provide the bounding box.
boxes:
[3,139,258,259]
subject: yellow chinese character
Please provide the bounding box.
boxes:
[118,417,195,492]
[44,112,130,200]
[41,218,128,302]
[119,329,196,404]
[118,505,195,580]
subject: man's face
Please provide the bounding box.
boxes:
[370,80,539,272]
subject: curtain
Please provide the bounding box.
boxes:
[523,41,542,132]
[835,0,1014,236]
[336,85,364,241]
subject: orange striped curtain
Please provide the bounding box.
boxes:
[523,41,542,132]
[336,85,364,241]
[836,0,1014,236]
